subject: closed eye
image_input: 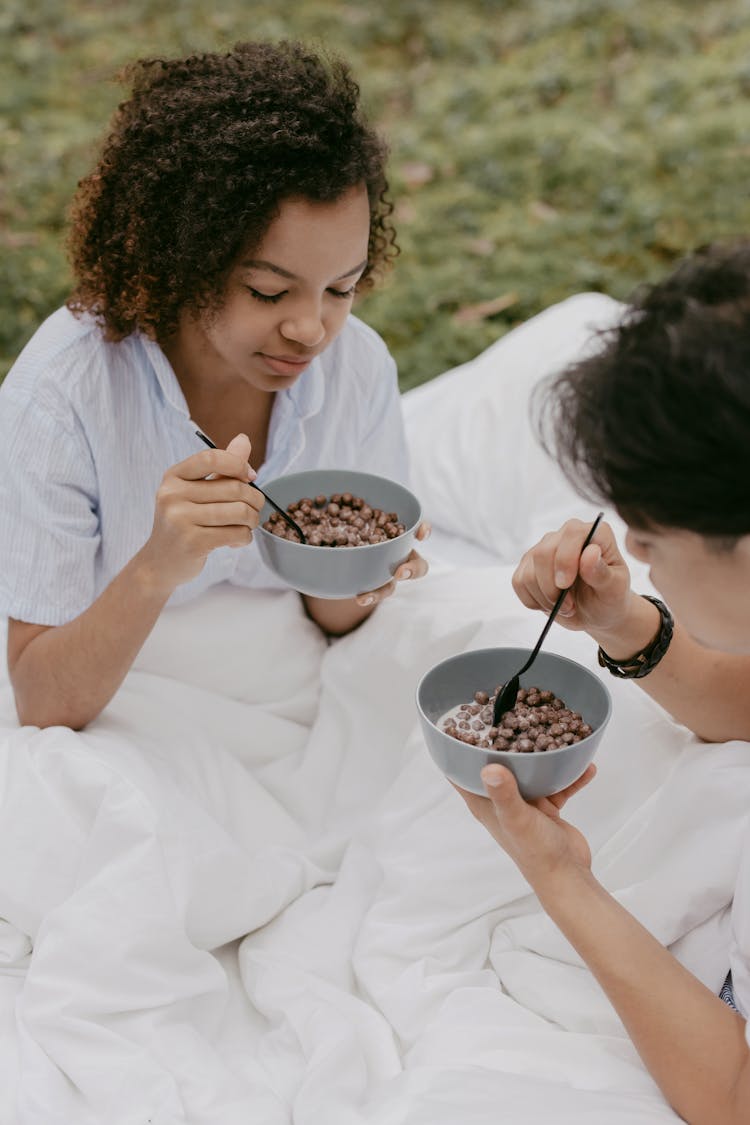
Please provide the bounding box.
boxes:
[247,287,286,304]
[328,286,357,299]
[247,285,356,304]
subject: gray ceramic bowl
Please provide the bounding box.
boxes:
[254,469,421,599]
[416,646,612,799]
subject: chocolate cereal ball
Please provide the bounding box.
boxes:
[263,493,406,547]
[440,685,593,753]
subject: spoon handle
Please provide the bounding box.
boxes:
[516,511,604,677]
[193,429,307,543]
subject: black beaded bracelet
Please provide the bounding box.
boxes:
[597,595,674,679]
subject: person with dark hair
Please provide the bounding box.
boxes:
[0,40,429,731]
[457,242,750,1124]
[518,239,750,744]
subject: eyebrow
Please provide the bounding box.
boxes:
[240,258,368,283]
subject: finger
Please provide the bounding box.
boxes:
[512,554,545,611]
[224,433,258,482]
[576,544,608,590]
[577,534,625,593]
[394,549,429,582]
[189,501,260,529]
[545,764,598,810]
[528,521,607,616]
[178,478,265,512]
[415,521,432,542]
[170,448,254,484]
[355,578,397,608]
[195,524,254,551]
[525,529,574,610]
[547,520,594,588]
[513,551,560,614]
[480,764,535,832]
[225,432,252,463]
[552,519,618,589]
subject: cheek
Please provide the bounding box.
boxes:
[649,575,683,619]
[624,531,649,564]
[204,308,241,346]
[638,560,684,618]
[225,310,271,348]
[326,301,353,333]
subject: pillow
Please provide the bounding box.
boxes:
[402,293,626,562]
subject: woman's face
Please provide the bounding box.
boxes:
[175,184,371,392]
[625,527,750,653]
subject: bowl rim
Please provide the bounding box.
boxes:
[415,645,612,760]
[254,469,422,551]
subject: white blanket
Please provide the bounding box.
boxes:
[2,293,748,1123]
[1,569,749,1125]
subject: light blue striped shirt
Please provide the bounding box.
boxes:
[0,308,409,625]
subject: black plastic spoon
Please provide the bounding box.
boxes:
[492,511,604,726]
[194,429,308,544]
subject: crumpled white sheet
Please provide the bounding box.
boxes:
[0,569,748,1125]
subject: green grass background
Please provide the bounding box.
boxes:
[2,0,750,388]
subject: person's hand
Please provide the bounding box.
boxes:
[455,763,597,891]
[139,433,263,592]
[512,518,633,635]
[355,521,431,608]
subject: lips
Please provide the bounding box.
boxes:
[258,352,313,377]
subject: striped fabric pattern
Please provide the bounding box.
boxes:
[0,308,409,626]
[720,971,740,1013]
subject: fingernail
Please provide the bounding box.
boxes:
[559,597,575,617]
[400,568,412,580]
[481,766,503,789]
[554,571,567,587]
[247,468,256,481]
[359,595,375,607]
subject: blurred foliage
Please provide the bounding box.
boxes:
[2,0,750,387]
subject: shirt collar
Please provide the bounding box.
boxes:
[138,333,190,416]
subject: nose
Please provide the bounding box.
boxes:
[280,301,325,349]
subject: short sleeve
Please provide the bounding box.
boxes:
[0,388,100,626]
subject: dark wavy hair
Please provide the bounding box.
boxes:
[538,241,750,541]
[67,40,396,341]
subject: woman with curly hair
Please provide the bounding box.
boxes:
[0,40,429,730]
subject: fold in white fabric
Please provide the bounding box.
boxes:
[0,570,747,1124]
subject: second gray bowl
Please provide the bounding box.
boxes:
[416,646,612,799]
[254,468,422,599]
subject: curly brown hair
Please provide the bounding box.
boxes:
[538,240,750,539]
[67,40,396,341]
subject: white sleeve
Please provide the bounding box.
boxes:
[0,386,100,625]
